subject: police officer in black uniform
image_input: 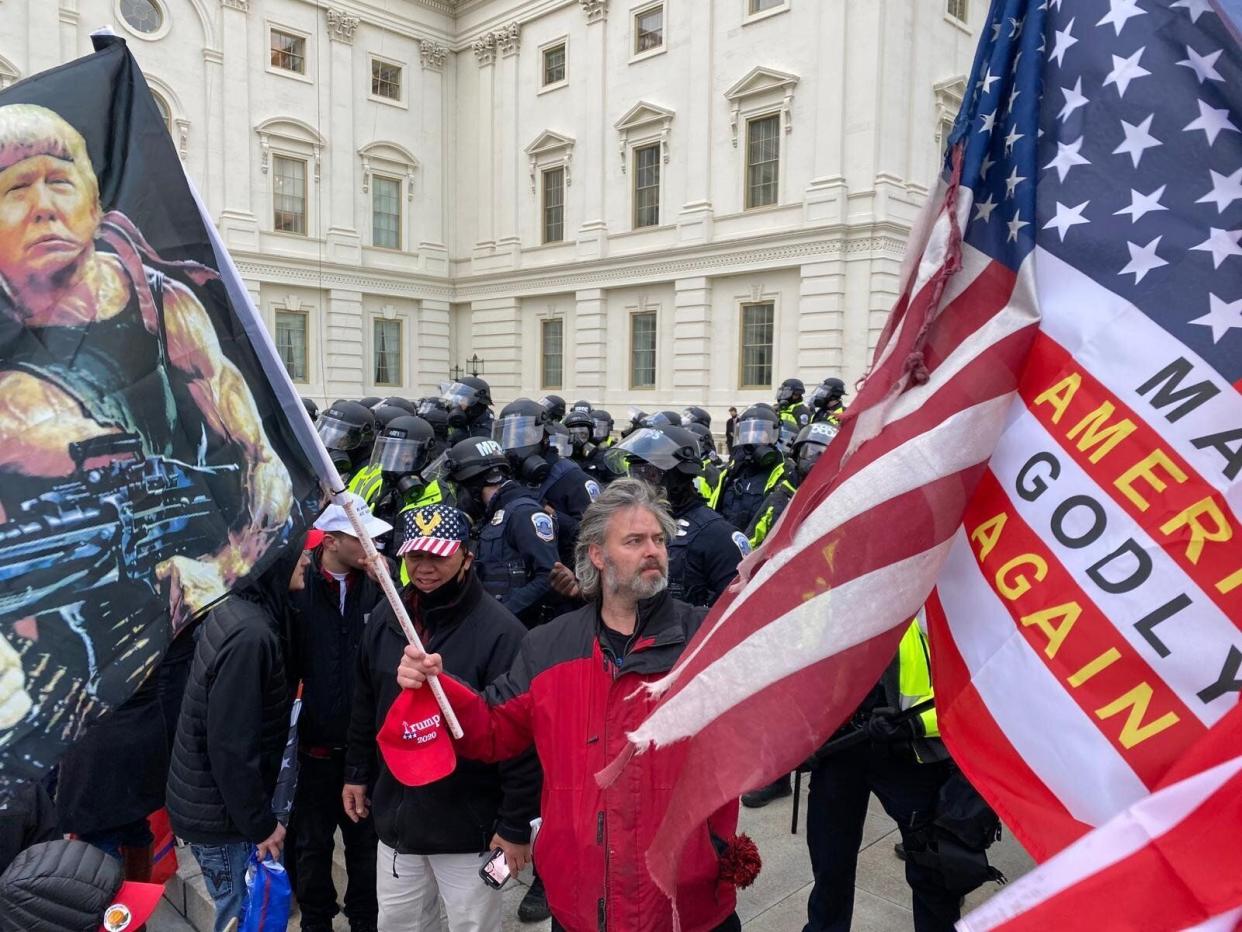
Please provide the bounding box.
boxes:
[302,397,319,422]
[810,377,848,426]
[316,401,377,483]
[563,408,596,470]
[642,410,682,429]
[444,436,559,630]
[710,405,790,533]
[366,415,437,531]
[415,397,452,459]
[441,376,494,443]
[681,406,712,431]
[538,394,567,424]
[746,421,839,548]
[615,426,749,608]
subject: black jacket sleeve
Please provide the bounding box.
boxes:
[344,626,379,787]
[486,622,542,845]
[702,522,747,605]
[205,630,279,844]
[504,507,559,619]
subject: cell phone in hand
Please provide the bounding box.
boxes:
[479,846,511,889]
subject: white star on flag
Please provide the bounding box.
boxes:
[980,153,996,179]
[973,194,999,224]
[1177,46,1224,84]
[1058,78,1088,122]
[979,110,997,134]
[1044,137,1090,182]
[1097,0,1147,35]
[1051,17,1078,67]
[1113,114,1161,168]
[1043,201,1091,241]
[1196,168,1242,213]
[1003,124,1023,153]
[1189,294,1242,343]
[1171,0,1214,22]
[1009,16,1024,38]
[1005,165,1025,198]
[1007,85,1021,113]
[1119,236,1168,284]
[1007,211,1029,243]
[1184,99,1240,145]
[1191,228,1242,269]
[977,66,1000,95]
[1104,48,1150,98]
[1114,185,1167,222]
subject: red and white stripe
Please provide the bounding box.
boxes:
[613,153,1043,903]
[396,537,462,557]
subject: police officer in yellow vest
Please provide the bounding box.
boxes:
[810,377,848,427]
[745,421,838,548]
[345,403,409,505]
[776,378,812,448]
[802,619,961,932]
[708,405,789,532]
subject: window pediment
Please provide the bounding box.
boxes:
[525,130,575,192]
[358,141,419,198]
[256,117,326,181]
[614,101,674,173]
[724,66,799,145]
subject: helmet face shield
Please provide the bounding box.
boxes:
[615,428,686,472]
[440,381,479,411]
[776,385,795,404]
[797,441,828,476]
[549,433,573,457]
[371,434,431,474]
[494,414,544,451]
[317,415,364,451]
[569,425,592,447]
[734,419,778,447]
[778,422,799,452]
[591,416,612,442]
[629,461,666,488]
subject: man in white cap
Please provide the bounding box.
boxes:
[286,493,392,932]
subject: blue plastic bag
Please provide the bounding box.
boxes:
[239,850,292,931]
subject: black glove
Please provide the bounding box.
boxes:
[864,706,921,744]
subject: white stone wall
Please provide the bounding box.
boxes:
[1,0,982,423]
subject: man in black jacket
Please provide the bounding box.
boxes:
[166,541,308,932]
[287,494,391,932]
[344,505,540,932]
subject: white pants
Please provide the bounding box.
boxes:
[376,841,503,932]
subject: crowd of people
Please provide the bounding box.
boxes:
[0,371,1007,932]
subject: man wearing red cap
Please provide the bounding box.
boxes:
[345,505,539,932]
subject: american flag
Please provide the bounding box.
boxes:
[612,0,1241,920]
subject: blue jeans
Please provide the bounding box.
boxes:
[191,842,252,932]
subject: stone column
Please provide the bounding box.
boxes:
[803,0,849,224]
[676,2,714,244]
[797,261,846,379]
[416,299,452,393]
[574,289,608,400]
[672,277,712,402]
[494,24,522,265]
[203,48,225,218]
[576,2,608,259]
[218,0,259,249]
[418,41,450,271]
[324,289,365,400]
[469,298,522,400]
[473,35,497,257]
[325,8,361,264]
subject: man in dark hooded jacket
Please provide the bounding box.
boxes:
[166,539,310,932]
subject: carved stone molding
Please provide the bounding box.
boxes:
[326,9,360,44]
[175,119,191,160]
[472,33,496,66]
[221,0,249,10]
[579,0,607,23]
[419,40,448,71]
[473,23,520,65]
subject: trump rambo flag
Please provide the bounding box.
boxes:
[0,36,323,783]
[615,0,1242,923]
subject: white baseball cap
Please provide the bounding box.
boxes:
[314,492,393,539]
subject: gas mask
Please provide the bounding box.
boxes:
[516,452,550,484]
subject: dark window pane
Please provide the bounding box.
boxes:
[272,156,306,234]
[270,30,306,73]
[635,7,664,53]
[372,176,401,249]
[275,311,308,382]
[543,45,566,85]
[372,60,402,100]
[633,144,661,228]
[750,0,784,12]
[120,0,162,33]
[740,303,774,387]
[630,312,657,388]
[542,167,565,243]
[542,319,564,388]
[746,115,780,208]
[374,318,402,385]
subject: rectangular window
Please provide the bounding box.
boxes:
[740,302,775,388]
[373,318,402,386]
[371,59,402,101]
[372,176,401,249]
[542,43,566,86]
[275,310,308,382]
[270,29,305,74]
[634,5,664,54]
[749,0,785,12]
[630,311,657,388]
[272,155,306,235]
[633,143,661,228]
[542,167,565,244]
[947,0,967,21]
[541,318,564,389]
[745,114,780,209]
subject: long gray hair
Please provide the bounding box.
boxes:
[574,478,677,600]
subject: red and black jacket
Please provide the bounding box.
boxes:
[440,590,739,932]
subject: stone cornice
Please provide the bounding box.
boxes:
[326,8,361,44]
[419,39,449,70]
[579,0,607,23]
[221,0,248,11]
[472,22,519,65]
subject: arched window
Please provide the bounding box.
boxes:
[119,0,163,33]
[152,92,171,135]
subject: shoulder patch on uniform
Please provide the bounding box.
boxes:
[531,511,556,542]
[732,530,752,556]
[585,479,602,501]
[491,509,505,525]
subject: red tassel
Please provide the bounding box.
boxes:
[717,834,762,889]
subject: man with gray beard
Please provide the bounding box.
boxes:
[395,479,754,932]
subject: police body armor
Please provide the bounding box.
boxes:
[667,507,714,607]
[474,496,546,601]
[716,461,785,532]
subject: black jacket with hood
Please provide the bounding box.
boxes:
[166,548,299,846]
[345,568,541,854]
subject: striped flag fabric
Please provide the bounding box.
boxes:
[928,0,1242,870]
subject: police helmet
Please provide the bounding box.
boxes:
[614,426,703,480]
[811,377,847,410]
[416,398,451,438]
[538,394,567,423]
[301,397,319,421]
[590,409,615,444]
[371,403,409,429]
[494,398,547,455]
[685,421,717,456]
[571,400,593,414]
[643,410,683,428]
[546,421,574,458]
[441,377,492,412]
[444,436,511,484]
[564,409,595,450]
[793,421,839,477]
[682,406,712,429]
[357,396,383,409]
[776,378,806,405]
[375,396,420,416]
[733,405,780,448]
[370,415,435,476]
[316,401,376,452]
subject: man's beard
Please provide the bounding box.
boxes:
[603,554,667,601]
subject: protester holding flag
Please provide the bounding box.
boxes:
[166,540,310,932]
[396,480,759,932]
[344,504,539,932]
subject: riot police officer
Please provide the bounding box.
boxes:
[346,404,410,502]
[357,396,383,409]
[810,377,847,426]
[317,401,377,483]
[570,399,593,415]
[590,409,615,449]
[776,378,812,453]
[441,376,494,443]
[582,410,624,485]
[746,421,839,548]
[709,405,790,532]
[614,426,748,607]
[685,422,723,501]
[563,408,596,469]
[681,406,712,431]
[538,394,567,424]
[415,397,452,459]
[301,397,319,422]
[444,436,559,629]
[642,410,682,429]
[360,415,437,531]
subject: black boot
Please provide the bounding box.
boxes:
[741,773,792,809]
[518,875,551,923]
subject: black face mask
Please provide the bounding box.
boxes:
[395,474,427,500]
[420,561,471,608]
[665,473,700,512]
[457,482,486,522]
[331,451,353,480]
[518,453,550,484]
[447,410,468,429]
